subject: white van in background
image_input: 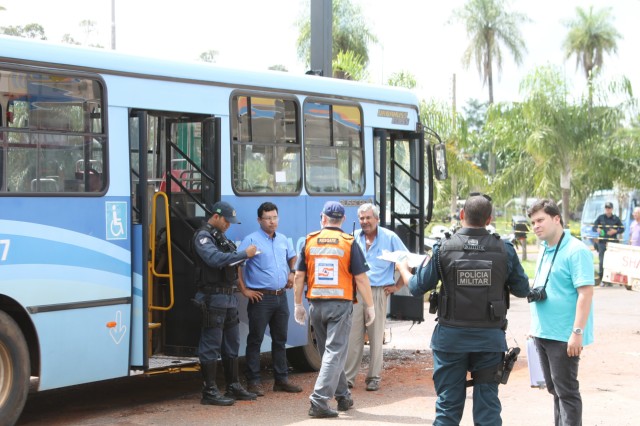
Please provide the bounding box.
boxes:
[580,189,640,247]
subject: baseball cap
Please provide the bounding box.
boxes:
[605,202,613,209]
[211,201,240,224]
[322,201,345,219]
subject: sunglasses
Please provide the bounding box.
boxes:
[469,192,492,202]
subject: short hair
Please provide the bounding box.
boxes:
[527,199,563,226]
[357,203,379,219]
[258,202,278,218]
[462,195,492,226]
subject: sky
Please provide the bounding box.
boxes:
[2,0,639,109]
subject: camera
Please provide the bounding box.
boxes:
[527,287,547,303]
[428,291,439,314]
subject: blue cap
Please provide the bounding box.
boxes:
[211,201,240,224]
[322,201,345,219]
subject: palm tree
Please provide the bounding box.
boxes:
[563,6,621,81]
[450,0,528,176]
[451,0,528,105]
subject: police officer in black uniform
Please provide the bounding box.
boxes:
[192,201,258,406]
[396,194,529,426]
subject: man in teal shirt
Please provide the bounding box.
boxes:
[528,199,594,426]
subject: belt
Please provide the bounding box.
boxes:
[248,288,286,296]
[199,286,236,295]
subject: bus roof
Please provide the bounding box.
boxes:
[0,35,420,109]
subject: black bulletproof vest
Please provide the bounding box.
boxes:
[437,228,509,329]
[192,224,238,288]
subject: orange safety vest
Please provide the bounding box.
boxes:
[304,228,355,301]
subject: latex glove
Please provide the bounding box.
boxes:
[365,305,376,327]
[294,303,307,325]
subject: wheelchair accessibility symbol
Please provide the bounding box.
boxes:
[106,201,127,240]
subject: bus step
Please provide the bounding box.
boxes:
[148,354,199,371]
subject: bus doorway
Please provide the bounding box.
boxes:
[373,129,427,323]
[129,111,219,370]
[373,129,425,253]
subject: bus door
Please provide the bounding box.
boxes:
[373,129,427,323]
[129,110,219,370]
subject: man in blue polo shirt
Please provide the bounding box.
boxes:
[528,199,594,425]
[345,203,408,391]
[237,202,302,396]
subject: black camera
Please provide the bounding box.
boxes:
[527,287,547,303]
[428,291,439,314]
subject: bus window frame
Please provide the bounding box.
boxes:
[229,90,302,196]
[0,64,109,197]
[303,98,365,196]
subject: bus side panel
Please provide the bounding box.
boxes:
[0,209,133,390]
[34,304,131,390]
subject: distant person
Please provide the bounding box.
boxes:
[527,199,594,426]
[396,193,529,426]
[293,201,375,418]
[592,202,624,285]
[345,203,407,392]
[630,207,640,247]
[237,202,302,396]
[191,201,258,406]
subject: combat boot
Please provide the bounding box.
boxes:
[222,357,257,400]
[200,361,235,406]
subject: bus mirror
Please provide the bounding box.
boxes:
[433,143,448,180]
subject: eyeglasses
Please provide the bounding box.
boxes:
[469,192,492,202]
[260,215,279,222]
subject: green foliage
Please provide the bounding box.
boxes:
[563,6,622,80]
[332,50,367,80]
[199,50,218,63]
[450,0,529,103]
[1,23,47,40]
[387,70,417,89]
[296,0,377,67]
[268,64,288,72]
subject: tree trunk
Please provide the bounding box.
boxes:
[560,167,571,227]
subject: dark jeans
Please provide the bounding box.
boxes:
[534,337,582,426]
[245,293,290,383]
[432,350,503,426]
[196,292,240,363]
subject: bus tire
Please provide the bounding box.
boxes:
[0,310,30,426]
[286,323,321,372]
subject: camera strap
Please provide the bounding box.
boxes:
[534,231,565,292]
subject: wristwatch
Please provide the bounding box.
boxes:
[572,328,583,335]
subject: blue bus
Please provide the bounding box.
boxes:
[0,36,445,423]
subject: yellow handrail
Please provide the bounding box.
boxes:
[148,191,175,311]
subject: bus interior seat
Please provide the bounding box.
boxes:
[31,178,58,192]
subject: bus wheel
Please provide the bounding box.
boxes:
[286,323,321,372]
[0,310,30,426]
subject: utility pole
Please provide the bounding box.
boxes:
[310,0,332,77]
[111,0,116,50]
[450,73,458,223]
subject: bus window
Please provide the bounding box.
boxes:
[0,69,106,194]
[304,101,364,194]
[231,94,301,194]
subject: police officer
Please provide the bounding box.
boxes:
[293,201,376,418]
[192,201,257,406]
[396,194,529,426]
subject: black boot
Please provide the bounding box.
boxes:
[223,358,257,401]
[200,361,235,406]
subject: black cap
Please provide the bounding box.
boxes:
[322,201,345,219]
[604,202,613,209]
[211,201,240,224]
